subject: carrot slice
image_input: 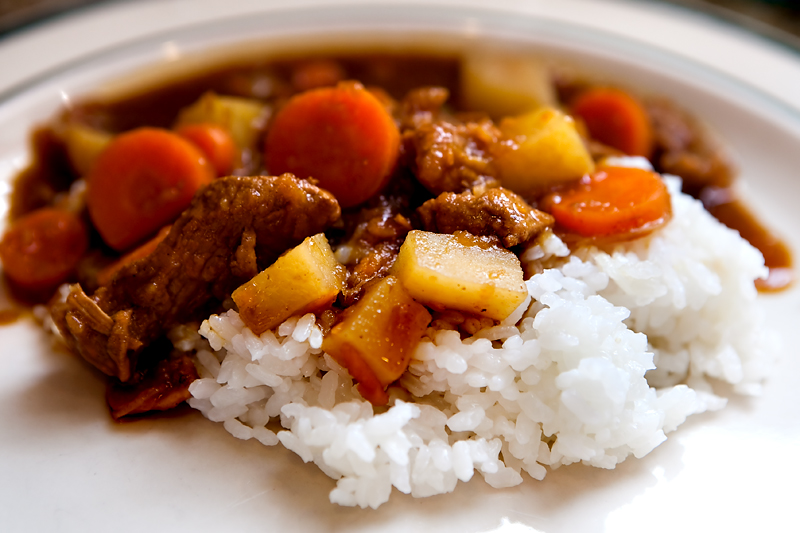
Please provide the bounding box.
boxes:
[571,87,654,158]
[175,123,237,176]
[96,224,172,287]
[0,207,88,291]
[291,60,346,92]
[264,81,400,208]
[87,127,214,251]
[541,166,671,238]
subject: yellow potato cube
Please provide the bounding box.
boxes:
[493,107,595,196]
[175,91,269,151]
[391,230,527,321]
[461,51,556,119]
[323,276,431,403]
[64,123,113,176]
[232,233,344,335]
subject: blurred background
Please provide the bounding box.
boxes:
[1,0,800,43]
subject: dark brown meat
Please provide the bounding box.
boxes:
[106,349,199,419]
[399,87,500,195]
[417,187,554,248]
[398,86,450,130]
[337,194,413,306]
[646,98,736,194]
[51,174,340,382]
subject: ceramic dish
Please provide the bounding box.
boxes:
[0,1,798,532]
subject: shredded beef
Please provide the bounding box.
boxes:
[51,174,340,382]
[417,187,553,248]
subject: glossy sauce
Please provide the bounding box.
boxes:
[703,189,793,291]
[0,308,24,325]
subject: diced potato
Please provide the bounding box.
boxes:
[322,275,431,404]
[391,230,527,321]
[493,107,595,196]
[232,233,344,335]
[64,123,113,176]
[461,51,556,119]
[175,91,269,151]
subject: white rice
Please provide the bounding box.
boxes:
[185,173,774,509]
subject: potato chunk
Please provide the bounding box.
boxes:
[323,276,431,404]
[232,233,344,335]
[391,230,527,321]
[64,123,113,176]
[175,91,269,153]
[461,51,556,118]
[492,107,595,196]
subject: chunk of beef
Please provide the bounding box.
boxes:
[399,87,501,195]
[106,349,198,419]
[337,193,413,306]
[398,86,450,130]
[417,187,553,248]
[646,98,736,195]
[51,174,340,382]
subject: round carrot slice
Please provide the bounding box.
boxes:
[87,127,214,251]
[264,82,400,208]
[0,207,88,291]
[541,166,672,238]
[175,123,237,177]
[571,87,654,158]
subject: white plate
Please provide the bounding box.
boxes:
[1,1,799,532]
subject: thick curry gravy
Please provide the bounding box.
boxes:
[701,188,793,291]
[3,51,793,302]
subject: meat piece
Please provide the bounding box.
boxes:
[344,240,403,306]
[398,86,450,130]
[403,119,501,195]
[337,194,413,306]
[646,98,736,194]
[106,349,198,419]
[51,174,340,382]
[398,87,501,195]
[417,187,553,248]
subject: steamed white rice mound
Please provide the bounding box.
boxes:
[183,174,774,509]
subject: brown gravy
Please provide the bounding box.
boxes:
[705,192,793,291]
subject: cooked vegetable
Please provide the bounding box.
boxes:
[391,230,527,321]
[571,87,654,157]
[96,224,172,287]
[492,107,595,196]
[0,207,88,291]
[541,165,672,238]
[64,123,112,176]
[291,59,346,92]
[264,82,400,207]
[175,123,237,176]
[232,233,345,335]
[175,91,269,152]
[461,51,556,118]
[86,127,214,251]
[322,275,431,405]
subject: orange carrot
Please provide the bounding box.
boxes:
[0,207,88,291]
[571,87,654,158]
[175,123,237,176]
[541,166,672,238]
[264,81,400,208]
[87,127,214,251]
[291,59,346,92]
[96,224,171,286]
